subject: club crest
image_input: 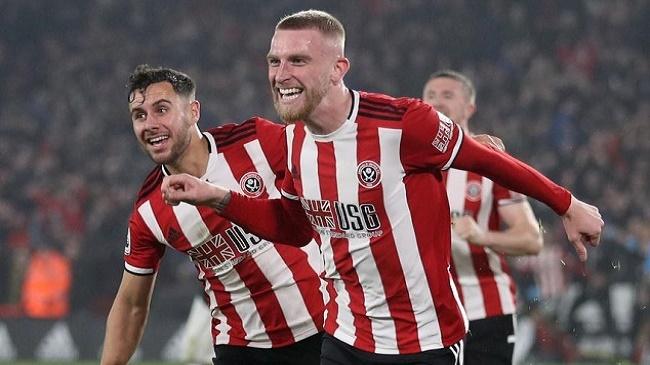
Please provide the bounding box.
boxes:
[357,160,382,188]
[465,181,482,202]
[240,172,264,197]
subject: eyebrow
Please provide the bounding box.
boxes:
[129,98,172,112]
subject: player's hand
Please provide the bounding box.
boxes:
[473,134,505,152]
[161,174,229,209]
[452,215,486,244]
[561,195,604,262]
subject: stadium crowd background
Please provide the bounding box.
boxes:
[0,0,648,363]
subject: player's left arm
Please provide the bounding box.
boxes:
[454,200,543,256]
[401,100,602,261]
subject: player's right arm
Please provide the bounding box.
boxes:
[100,270,156,365]
[161,172,313,246]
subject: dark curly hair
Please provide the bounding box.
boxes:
[127,64,195,102]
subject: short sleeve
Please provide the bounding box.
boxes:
[493,183,527,207]
[124,211,166,275]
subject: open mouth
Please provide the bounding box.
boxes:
[278,87,303,101]
[146,135,169,147]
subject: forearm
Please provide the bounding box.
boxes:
[476,224,543,256]
[100,296,150,364]
[452,137,571,215]
[221,192,314,246]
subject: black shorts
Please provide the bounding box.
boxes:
[320,333,464,365]
[464,314,515,365]
[213,332,322,365]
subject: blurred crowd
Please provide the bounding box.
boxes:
[0,0,648,362]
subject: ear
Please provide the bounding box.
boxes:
[190,100,201,124]
[465,102,476,120]
[331,57,350,85]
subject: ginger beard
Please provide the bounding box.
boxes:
[272,73,330,123]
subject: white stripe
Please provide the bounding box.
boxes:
[173,204,211,247]
[211,152,242,190]
[336,126,397,352]
[286,124,295,172]
[281,189,300,200]
[479,178,516,316]
[253,248,318,340]
[299,130,357,343]
[442,124,464,170]
[124,262,154,275]
[300,242,329,306]
[218,263,271,345]
[244,140,281,198]
[199,269,230,345]
[137,201,171,247]
[446,170,486,321]
[378,127,442,349]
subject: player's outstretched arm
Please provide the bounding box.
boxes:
[561,195,603,261]
[452,136,603,261]
[161,174,313,246]
[101,271,156,365]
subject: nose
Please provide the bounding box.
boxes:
[274,61,291,84]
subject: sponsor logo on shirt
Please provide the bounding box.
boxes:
[432,111,453,153]
[187,225,267,275]
[300,198,383,239]
[357,160,382,188]
[240,172,264,197]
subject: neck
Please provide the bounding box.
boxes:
[166,130,210,177]
[304,85,352,135]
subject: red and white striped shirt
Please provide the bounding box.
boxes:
[124,118,325,348]
[445,169,523,321]
[282,91,469,354]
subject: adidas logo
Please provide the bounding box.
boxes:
[167,227,182,243]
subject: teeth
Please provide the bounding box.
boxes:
[279,88,301,95]
[148,135,169,144]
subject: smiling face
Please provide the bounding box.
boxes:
[129,81,199,165]
[267,28,340,123]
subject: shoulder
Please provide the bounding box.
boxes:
[135,166,164,207]
[205,117,284,149]
[357,91,433,123]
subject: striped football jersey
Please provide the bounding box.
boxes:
[445,169,523,321]
[280,90,468,354]
[124,117,325,348]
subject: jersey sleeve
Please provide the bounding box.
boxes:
[124,210,166,275]
[401,100,464,171]
[221,168,312,246]
[493,183,527,207]
[452,136,571,215]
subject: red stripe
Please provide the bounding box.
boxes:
[357,111,403,121]
[488,195,517,312]
[402,145,466,346]
[206,276,249,346]
[235,260,294,346]
[404,170,466,347]
[323,278,339,333]
[148,195,194,251]
[356,123,419,353]
[274,244,325,331]
[465,173,502,317]
[315,140,375,351]
[290,125,306,197]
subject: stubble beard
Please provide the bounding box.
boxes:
[274,78,329,123]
